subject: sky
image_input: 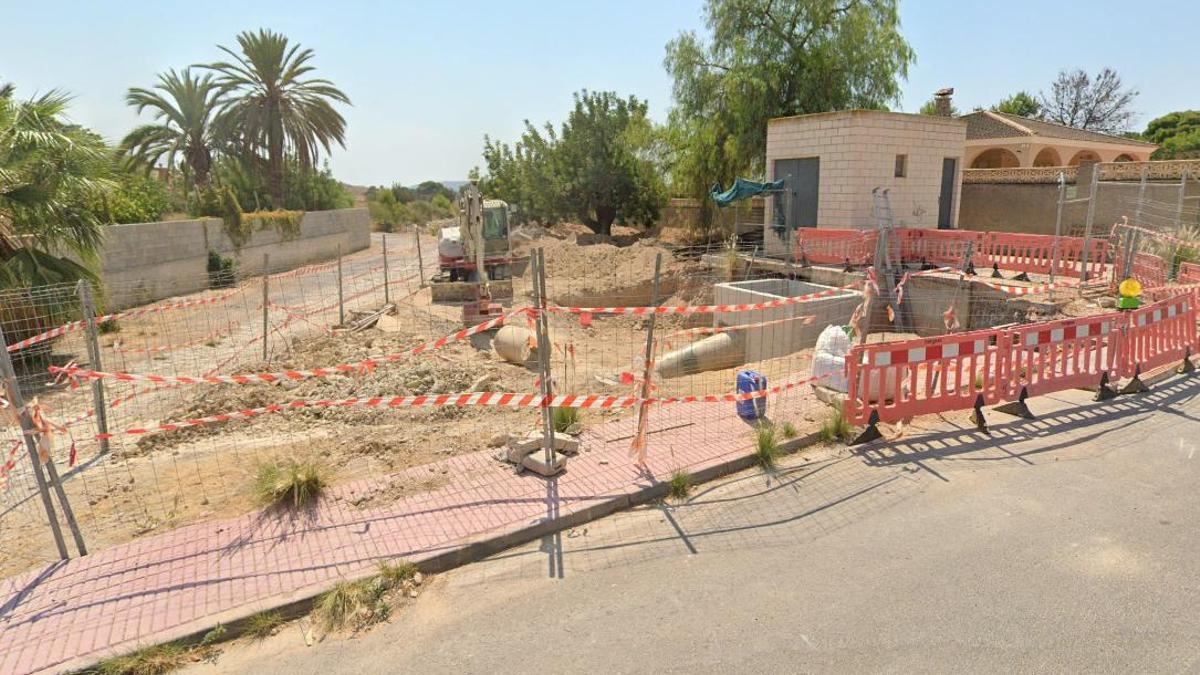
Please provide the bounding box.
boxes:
[2,0,1197,187]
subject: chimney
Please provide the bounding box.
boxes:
[934,87,955,117]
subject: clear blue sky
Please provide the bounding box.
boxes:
[2,0,1196,187]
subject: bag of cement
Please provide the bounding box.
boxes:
[811,325,851,392]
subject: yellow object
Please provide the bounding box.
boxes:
[1118,278,1142,298]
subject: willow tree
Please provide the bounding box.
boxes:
[206,29,350,207]
[664,0,914,219]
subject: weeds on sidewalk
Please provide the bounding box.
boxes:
[780,421,798,439]
[312,560,423,634]
[94,643,187,675]
[754,423,779,469]
[552,406,580,433]
[244,610,283,641]
[254,459,328,508]
[667,470,692,501]
[819,409,852,443]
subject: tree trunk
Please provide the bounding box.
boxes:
[593,205,615,236]
[267,116,284,208]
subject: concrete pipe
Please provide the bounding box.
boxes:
[655,331,747,379]
[494,325,534,364]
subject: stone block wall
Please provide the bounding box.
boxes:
[763,110,967,257]
[96,208,370,309]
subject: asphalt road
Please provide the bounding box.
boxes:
[190,374,1200,674]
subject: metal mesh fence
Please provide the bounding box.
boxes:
[1,222,1195,578]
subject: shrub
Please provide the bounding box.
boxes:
[253,459,327,508]
[754,423,778,468]
[101,173,172,224]
[206,250,237,289]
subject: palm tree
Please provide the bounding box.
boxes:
[206,29,350,206]
[120,68,223,189]
[0,86,111,290]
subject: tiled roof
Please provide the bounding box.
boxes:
[962,110,1156,147]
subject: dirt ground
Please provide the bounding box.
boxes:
[0,228,1127,577]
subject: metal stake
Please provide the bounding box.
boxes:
[1080,167,1100,283]
[414,225,426,288]
[531,249,557,469]
[337,244,345,327]
[0,323,70,559]
[76,281,111,455]
[261,253,269,361]
[382,234,391,305]
[1050,171,1065,285]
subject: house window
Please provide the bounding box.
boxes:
[894,154,907,178]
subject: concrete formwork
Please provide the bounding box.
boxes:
[713,279,861,361]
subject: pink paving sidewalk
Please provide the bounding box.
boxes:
[0,394,810,675]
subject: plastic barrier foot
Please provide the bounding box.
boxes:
[1011,271,1032,282]
[850,410,883,446]
[991,263,1003,279]
[993,386,1035,419]
[843,258,853,273]
[1094,372,1119,401]
[963,261,977,276]
[1179,347,1196,375]
[921,258,935,271]
[968,394,989,433]
[1120,365,1149,395]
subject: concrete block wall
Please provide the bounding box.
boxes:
[713,279,860,361]
[97,208,370,309]
[763,110,967,257]
[960,179,1199,235]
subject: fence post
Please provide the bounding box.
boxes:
[337,244,345,326]
[261,253,269,361]
[76,281,110,455]
[630,254,663,463]
[382,234,391,305]
[0,323,70,560]
[531,248,558,471]
[1050,171,1065,285]
[1080,167,1100,283]
[414,225,426,288]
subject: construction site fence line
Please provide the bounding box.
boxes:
[74,373,832,441]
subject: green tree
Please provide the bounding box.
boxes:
[120,68,223,189]
[207,29,351,206]
[1144,110,1200,159]
[0,86,112,289]
[992,91,1041,118]
[664,0,913,218]
[478,91,666,235]
[918,98,960,116]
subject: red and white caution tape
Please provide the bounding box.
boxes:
[50,308,525,387]
[82,373,832,440]
[0,440,20,490]
[5,288,246,353]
